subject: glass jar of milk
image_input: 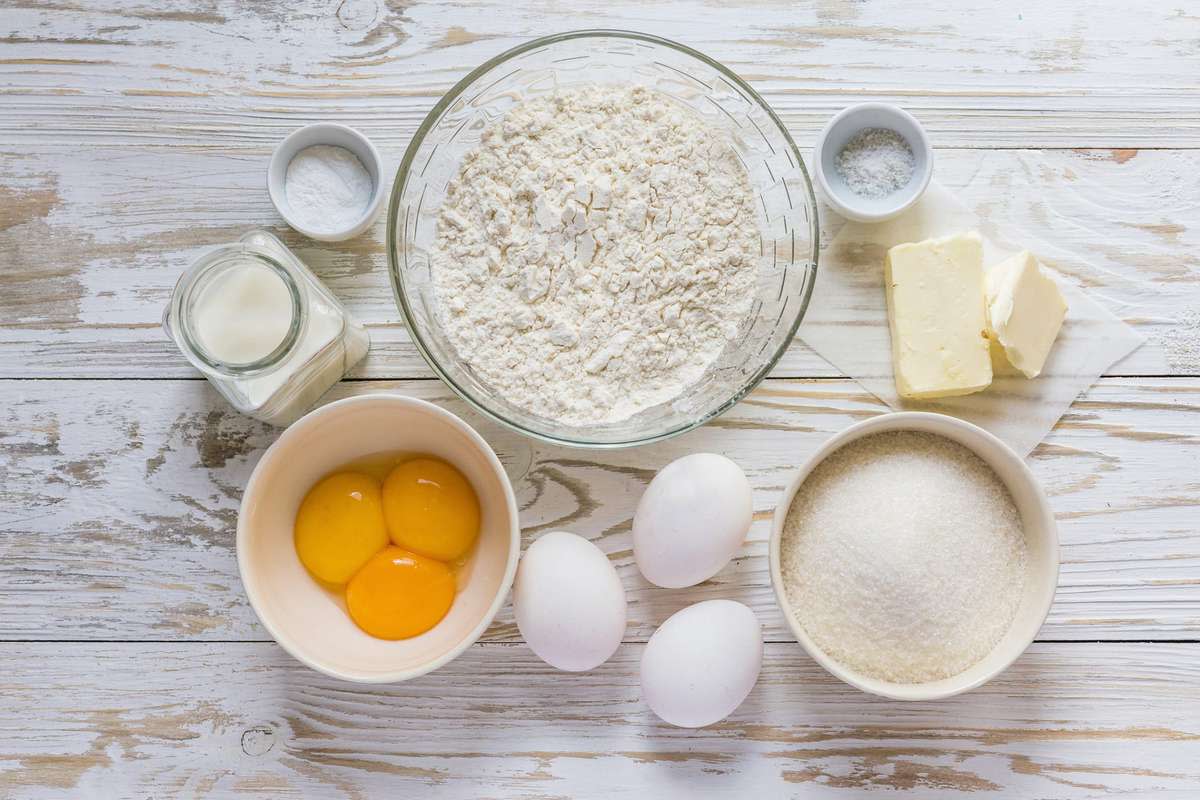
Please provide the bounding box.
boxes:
[164,230,369,426]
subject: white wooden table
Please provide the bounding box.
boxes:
[2,2,1198,797]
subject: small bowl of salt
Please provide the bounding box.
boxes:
[812,103,933,223]
[268,123,386,242]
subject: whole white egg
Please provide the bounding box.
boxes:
[512,530,627,672]
[640,599,762,728]
[633,453,752,588]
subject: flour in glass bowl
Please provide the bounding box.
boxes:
[428,85,760,425]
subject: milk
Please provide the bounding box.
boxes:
[165,230,369,426]
[192,261,295,364]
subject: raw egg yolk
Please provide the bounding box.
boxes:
[346,547,455,639]
[294,472,389,585]
[382,458,480,562]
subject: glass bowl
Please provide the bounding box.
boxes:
[387,30,818,448]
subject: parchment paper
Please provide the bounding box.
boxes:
[798,183,1145,457]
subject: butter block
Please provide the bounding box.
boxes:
[884,232,993,399]
[986,251,1067,378]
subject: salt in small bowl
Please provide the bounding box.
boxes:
[812,103,933,224]
[268,123,386,242]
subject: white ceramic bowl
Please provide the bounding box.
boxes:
[769,412,1059,700]
[237,393,520,683]
[812,102,933,223]
[268,123,386,242]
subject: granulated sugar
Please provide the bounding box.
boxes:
[780,430,1027,683]
[835,127,915,198]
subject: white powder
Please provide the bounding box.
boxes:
[429,85,759,425]
[780,431,1028,684]
[835,127,915,198]
[284,145,373,233]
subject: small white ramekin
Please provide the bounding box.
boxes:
[812,103,934,223]
[769,411,1059,701]
[267,123,386,242]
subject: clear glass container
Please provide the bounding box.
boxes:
[387,30,818,448]
[164,230,369,426]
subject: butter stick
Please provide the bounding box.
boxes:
[884,232,993,399]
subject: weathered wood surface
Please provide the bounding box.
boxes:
[3,1,1200,797]
[3,377,1197,643]
[2,1,1198,379]
[1,642,1198,799]
[3,0,1198,148]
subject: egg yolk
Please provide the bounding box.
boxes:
[294,472,389,585]
[382,458,480,562]
[346,547,455,639]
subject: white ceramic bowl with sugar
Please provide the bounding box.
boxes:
[812,102,933,223]
[237,393,520,683]
[768,411,1059,701]
[267,123,386,242]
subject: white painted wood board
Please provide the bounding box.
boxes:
[2,1,1198,378]
[3,377,1196,642]
[2,1,1199,796]
[0,642,1197,798]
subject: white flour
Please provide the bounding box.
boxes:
[429,86,759,425]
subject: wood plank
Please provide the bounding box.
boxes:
[3,1,1199,149]
[0,641,1197,798]
[3,377,1197,642]
[3,3,1198,797]
[1,146,1195,379]
[2,0,1199,379]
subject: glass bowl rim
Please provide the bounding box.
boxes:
[385,28,820,449]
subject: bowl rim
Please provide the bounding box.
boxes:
[385,28,819,449]
[812,102,934,223]
[768,411,1060,701]
[235,393,521,683]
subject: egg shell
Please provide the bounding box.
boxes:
[633,453,752,588]
[513,531,627,672]
[641,599,762,728]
